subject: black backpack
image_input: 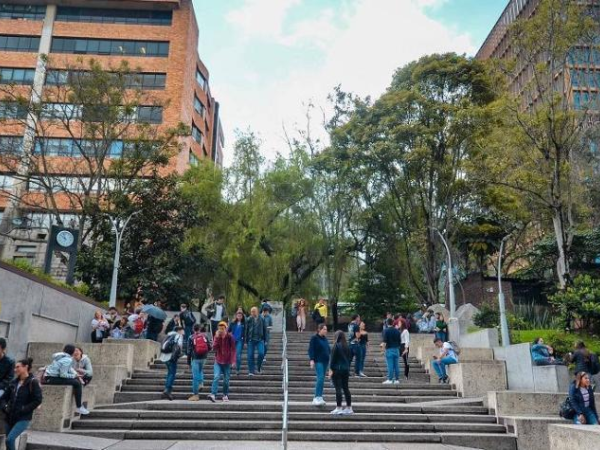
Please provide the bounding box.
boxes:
[590,353,600,376]
[161,335,176,354]
[312,308,322,322]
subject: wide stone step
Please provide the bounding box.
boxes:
[130,372,429,383]
[123,379,445,389]
[81,409,497,423]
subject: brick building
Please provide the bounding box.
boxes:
[0,0,221,271]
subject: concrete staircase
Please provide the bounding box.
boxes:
[64,331,516,449]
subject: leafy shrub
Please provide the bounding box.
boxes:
[550,275,600,333]
[473,304,499,329]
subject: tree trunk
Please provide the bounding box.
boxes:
[552,210,569,290]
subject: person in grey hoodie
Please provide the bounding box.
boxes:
[45,344,89,415]
[72,347,93,386]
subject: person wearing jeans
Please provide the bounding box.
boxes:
[187,324,212,401]
[229,312,246,375]
[245,307,267,376]
[329,330,353,415]
[432,338,458,383]
[308,323,330,406]
[381,318,401,384]
[1,358,43,450]
[208,322,236,402]
[570,371,598,425]
[44,344,88,415]
[159,327,184,401]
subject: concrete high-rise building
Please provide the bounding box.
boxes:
[0,0,221,271]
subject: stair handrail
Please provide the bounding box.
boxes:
[281,308,289,450]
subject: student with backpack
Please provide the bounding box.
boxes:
[432,338,459,384]
[208,321,236,403]
[229,312,246,375]
[0,358,43,450]
[159,326,184,401]
[568,342,600,380]
[187,324,212,401]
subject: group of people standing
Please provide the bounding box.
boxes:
[158,298,274,403]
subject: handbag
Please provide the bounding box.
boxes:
[559,397,576,420]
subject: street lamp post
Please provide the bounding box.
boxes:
[106,211,139,308]
[498,234,512,347]
[431,228,456,319]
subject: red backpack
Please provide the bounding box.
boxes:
[193,333,209,357]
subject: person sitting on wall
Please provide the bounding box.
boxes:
[44,344,89,415]
[72,347,93,386]
[531,337,565,366]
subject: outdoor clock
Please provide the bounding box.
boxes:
[56,230,75,248]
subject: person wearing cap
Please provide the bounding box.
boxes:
[207,321,236,402]
[245,307,268,376]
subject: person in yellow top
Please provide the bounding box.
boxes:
[313,298,328,325]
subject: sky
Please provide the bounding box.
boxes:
[192,0,508,165]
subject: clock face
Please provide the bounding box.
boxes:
[56,230,75,248]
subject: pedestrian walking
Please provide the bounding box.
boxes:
[399,320,410,380]
[329,330,353,415]
[208,321,236,402]
[179,304,197,351]
[45,344,88,415]
[358,322,369,377]
[245,307,267,376]
[295,299,307,332]
[569,371,598,425]
[160,326,184,401]
[432,338,458,384]
[207,295,227,335]
[262,307,273,360]
[381,318,401,384]
[187,323,212,401]
[166,314,183,334]
[308,323,330,406]
[260,298,273,314]
[0,358,42,450]
[229,311,246,375]
[347,315,365,378]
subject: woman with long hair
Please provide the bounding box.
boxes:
[399,320,410,380]
[91,310,109,343]
[0,358,43,450]
[569,371,598,425]
[328,330,353,415]
[296,299,307,332]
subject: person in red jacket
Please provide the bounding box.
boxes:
[208,321,236,403]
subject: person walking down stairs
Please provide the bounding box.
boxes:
[229,312,246,376]
[245,307,267,376]
[160,327,184,401]
[208,321,236,403]
[187,324,212,401]
[308,323,330,407]
[329,331,353,416]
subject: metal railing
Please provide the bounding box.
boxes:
[281,309,289,450]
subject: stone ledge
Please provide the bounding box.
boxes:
[104,338,160,371]
[499,415,564,450]
[549,424,600,450]
[488,391,566,417]
[31,385,95,432]
[448,361,507,398]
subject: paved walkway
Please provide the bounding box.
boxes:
[27,432,482,450]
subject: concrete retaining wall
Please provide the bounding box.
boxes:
[549,424,600,450]
[460,328,500,348]
[448,360,507,397]
[0,261,104,359]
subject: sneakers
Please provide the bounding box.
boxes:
[161,391,173,401]
[442,376,450,384]
[393,380,400,385]
[382,380,393,385]
[312,397,326,406]
[341,407,354,415]
[248,373,255,377]
[330,407,344,415]
[207,394,216,403]
[188,395,200,402]
[222,396,229,402]
[75,406,90,415]
[358,372,367,378]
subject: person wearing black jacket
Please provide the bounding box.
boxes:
[329,330,353,415]
[569,371,598,425]
[0,338,15,397]
[0,358,43,450]
[245,307,267,376]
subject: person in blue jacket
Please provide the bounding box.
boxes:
[229,311,246,375]
[569,371,598,425]
[308,323,330,407]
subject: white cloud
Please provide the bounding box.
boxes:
[225,0,302,40]
[216,0,475,165]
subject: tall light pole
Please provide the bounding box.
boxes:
[106,211,140,308]
[498,234,512,347]
[431,228,456,319]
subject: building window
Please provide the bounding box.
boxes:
[0,102,28,119]
[0,68,35,85]
[0,4,46,20]
[0,136,23,154]
[196,70,207,91]
[15,245,37,253]
[0,35,40,52]
[46,70,166,90]
[56,7,172,26]
[137,106,163,124]
[51,38,169,57]
[191,123,203,146]
[0,174,14,190]
[34,138,156,159]
[194,96,205,118]
[189,150,199,166]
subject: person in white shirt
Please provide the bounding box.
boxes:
[399,321,410,380]
[160,327,184,401]
[431,338,458,384]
